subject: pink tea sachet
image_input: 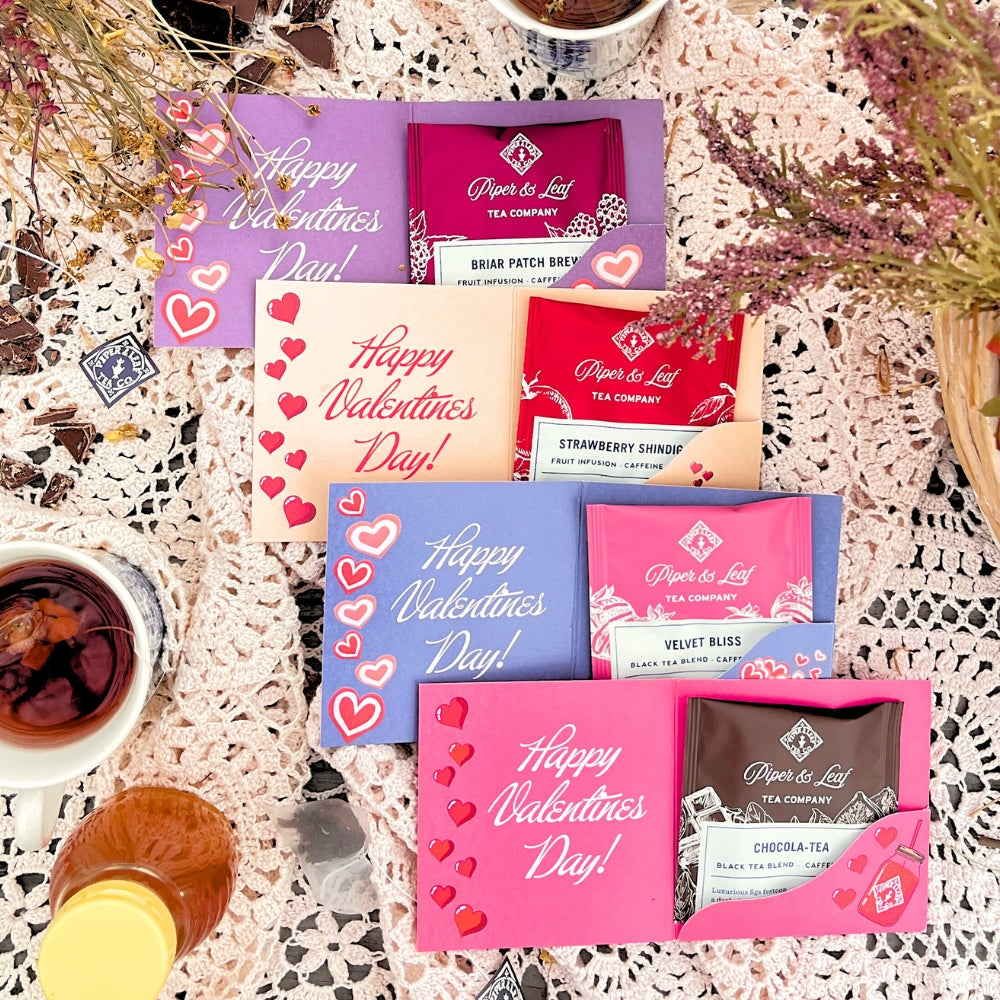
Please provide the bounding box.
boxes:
[587,497,813,678]
[515,296,744,481]
[408,119,627,286]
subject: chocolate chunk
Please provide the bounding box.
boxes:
[53,424,96,464]
[290,0,335,22]
[225,54,278,94]
[0,302,38,343]
[40,472,74,508]
[273,23,336,69]
[33,407,79,426]
[15,229,49,293]
[0,343,39,375]
[0,457,43,490]
[233,0,258,22]
[151,0,235,46]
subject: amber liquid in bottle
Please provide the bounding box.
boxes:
[49,786,238,957]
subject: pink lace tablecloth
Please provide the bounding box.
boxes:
[3,0,999,997]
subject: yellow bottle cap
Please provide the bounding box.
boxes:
[38,879,177,1000]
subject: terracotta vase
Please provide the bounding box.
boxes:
[932,307,1000,545]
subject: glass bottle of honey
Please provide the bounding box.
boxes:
[37,786,238,1000]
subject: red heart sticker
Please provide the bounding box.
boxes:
[336,488,366,517]
[335,556,374,594]
[703,470,714,481]
[454,857,477,879]
[832,888,856,909]
[283,495,317,529]
[447,800,476,827]
[278,392,307,420]
[258,430,284,454]
[428,838,454,862]
[436,697,468,729]
[267,292,300,325]
[795,653,810,667]
[259,475,285,500]
[264,360,286,380]
[281,337,306,360]
[161,290,219,342]
[328,687,384,742]
[449,743,474,767]
[847,854,868,874]
[355,655,396,689]
[165,235,195,263]
[285,449,307,470]
[454,904,488,937]
[693,479,703,488]
[164,98,193,125]
[430,884,455,908]
[433,767,455,787]
[690,462,703,473]
[334,631,363,660]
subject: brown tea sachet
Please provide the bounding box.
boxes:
[676,698,903,920]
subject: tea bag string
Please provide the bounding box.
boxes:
[0,240,101,351]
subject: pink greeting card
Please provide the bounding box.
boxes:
[252,282,518,541]
[415,678,931,950]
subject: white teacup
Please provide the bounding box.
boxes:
[0,541,160,851]
[487,0,671,78]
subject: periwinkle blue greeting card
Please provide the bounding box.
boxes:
[321,482,589,747]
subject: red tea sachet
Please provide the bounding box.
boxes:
[516,296,744,480]
[408,119,627,286]
[587,497,813,677]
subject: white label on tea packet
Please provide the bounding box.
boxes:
[435,236,593,286]
[695,821,865,913]
[608,619,782,678]
[530,416,700,484]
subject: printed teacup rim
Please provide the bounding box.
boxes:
[0,540,152,786]
[488,0,670,41]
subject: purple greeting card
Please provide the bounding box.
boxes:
[154,97,665,347]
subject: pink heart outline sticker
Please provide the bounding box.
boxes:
[591,244,642,287]
[188,260,231,294]
[345,514,401,559]
[355,655,396,689]
[164,98,194,125]
[175,199,208,234]
[334,595,377,629]
[183,123,230,164]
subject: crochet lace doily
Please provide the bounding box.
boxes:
[3,0,998,998]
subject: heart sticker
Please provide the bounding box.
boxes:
[815,649,828,661]
[693,479,703,488]
[433,767,455,787]
[592,245,642,287]
[875,826,898,848]
[336,488,367,517]
[264,360,286,381]
[164,98,193,125]
[832,888,856,909]
[333,631,363,660]
[455,857,477,878]
[165,236,195,263]
[161,290,219,342]
[188,260,230,294]
[258,430,284,454]
[328,687,384,742]
[334,595,376,629]
[184,123,230,164]
[847,854,868,874]
[168,160,204,196]
[283,495,316,529]
[795,653,810,667]
[176,199,207,234]
[346,514,401,559]
[571,279,597,289]
[454,905,488,937]
[430,884,456,908]
[703,470,714,481]
[428,838,454,862]
[267,292,300,325]
[436,697,468,730]
[259,475,285,500]
[280,337,306,360]
[690,462,703,473]
[278,393,308,420]
[449,743,474,766]
[334,555,374,594]
[447,799,476,827]
[738,656,789,680]
[284,449,307,470]
[355,655,396,689]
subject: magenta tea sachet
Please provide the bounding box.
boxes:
[408,119,627,286]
